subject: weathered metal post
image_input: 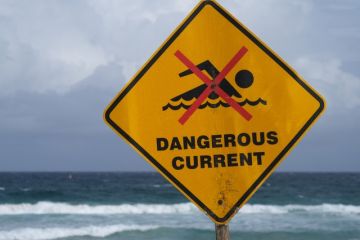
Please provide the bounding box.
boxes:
[215,224,230,240]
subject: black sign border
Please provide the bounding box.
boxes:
[105,0,325,223]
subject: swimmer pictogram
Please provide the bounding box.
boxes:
[163,48,267,124]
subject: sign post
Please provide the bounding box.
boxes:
[215,224,230,240]
[104,0,325,237]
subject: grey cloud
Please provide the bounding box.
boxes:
[0,61,153,171]
[0,0,359,171]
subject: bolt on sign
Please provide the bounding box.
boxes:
[104,0,325,224]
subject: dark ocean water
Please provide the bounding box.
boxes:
[0,172,359,240]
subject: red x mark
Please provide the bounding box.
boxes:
[175,47,253,125]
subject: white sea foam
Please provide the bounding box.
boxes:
[0,224,158,240]
[0,202,359,215]
[240,204,360,214]
[0,202,195,215]
[0,187,5,191]
[152,184,172,188]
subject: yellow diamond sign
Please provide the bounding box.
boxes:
[104,0,325,224]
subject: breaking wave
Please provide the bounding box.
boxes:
[241,204,360,214]
[0,202,359,215]
[0,224,158,240]
[0,202,195,215]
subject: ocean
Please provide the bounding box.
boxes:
[0,172,359,240]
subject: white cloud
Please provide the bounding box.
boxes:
[0,1,108,94]
[0,0,359,113]
[222,0,313,43]
[0,0,196,96]
[295,57,360,110]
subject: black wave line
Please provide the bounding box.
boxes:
[162,102,190,111]
[243,98,267,106]
[199,101,228,109]
[162,98,267,111]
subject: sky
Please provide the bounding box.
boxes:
[0,0,359,172]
